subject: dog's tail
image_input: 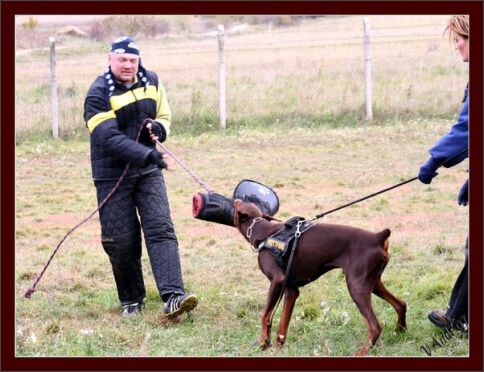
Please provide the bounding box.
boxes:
[378,228,391,261]
[378,228,391,241]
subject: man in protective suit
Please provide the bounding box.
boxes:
[84,36,197,318]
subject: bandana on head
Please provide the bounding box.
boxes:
[109,36,140,55]
[103,36,149,104]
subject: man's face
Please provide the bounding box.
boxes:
[108,53,139,84]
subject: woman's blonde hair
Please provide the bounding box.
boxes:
[444,15,469,43]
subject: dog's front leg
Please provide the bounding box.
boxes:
[274,286,299,347]
[258,254,285,349]
[259,279,284,349]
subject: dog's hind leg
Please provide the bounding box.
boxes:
[274,286,299,347]
[372,236,407,332]
[372,278,407,332]
[345,275,382,356]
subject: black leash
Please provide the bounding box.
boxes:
[309,147,468,221]
[309,177,418,221]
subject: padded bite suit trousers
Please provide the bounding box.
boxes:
[95,171,185,306]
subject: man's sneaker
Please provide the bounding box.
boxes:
[122,302,143,318]
[428,310,469,331]
[164,293,198,318]
[428,309,454,329]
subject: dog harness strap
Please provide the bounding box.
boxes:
[269,218,308,328]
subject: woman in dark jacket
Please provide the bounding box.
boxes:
[84,36,197,318]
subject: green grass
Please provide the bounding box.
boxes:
[15,119,469,357]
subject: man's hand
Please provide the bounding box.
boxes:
[147,150,167,169]
[146,122,166,144]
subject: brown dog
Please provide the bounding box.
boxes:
[233,199,407,356]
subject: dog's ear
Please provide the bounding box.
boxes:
[236,209,250,225]
[263,214,281,222]
[233,199,243,210]
[233,199,249,227]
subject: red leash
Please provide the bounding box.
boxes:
[24,165,130,298]
[24,119,148,298]
[154,139,214,193]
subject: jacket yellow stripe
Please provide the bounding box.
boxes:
[87,110,116,133]
[86,85,158,133]
[110,85,158,111]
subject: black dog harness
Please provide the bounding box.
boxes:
[258,216,314,270]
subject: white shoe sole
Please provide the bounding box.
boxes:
[165,294,198,318]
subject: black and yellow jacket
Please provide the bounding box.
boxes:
[84,69,171,181]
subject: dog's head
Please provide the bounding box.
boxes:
[234,199,283,247]
[233,199,280,233]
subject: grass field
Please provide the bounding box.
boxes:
[15,120,469,357]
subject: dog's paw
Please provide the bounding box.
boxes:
[274,334,286,347]
[394,323,407,334]
[259,337,272,350]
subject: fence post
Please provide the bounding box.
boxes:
[217,24,226,130]
[363,18,373,120]
[49,37,59,138]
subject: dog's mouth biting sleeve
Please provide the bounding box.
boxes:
[192,179,280,227]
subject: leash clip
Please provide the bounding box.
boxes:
[295,219,306,237]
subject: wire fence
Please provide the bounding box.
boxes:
[15,15,468,140]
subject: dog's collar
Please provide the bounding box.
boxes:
[246,217,263,245]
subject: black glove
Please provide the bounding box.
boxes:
[418,157,440,184]
[146,150,167,169]
[149,121,167,143]
[457,179,468,206]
